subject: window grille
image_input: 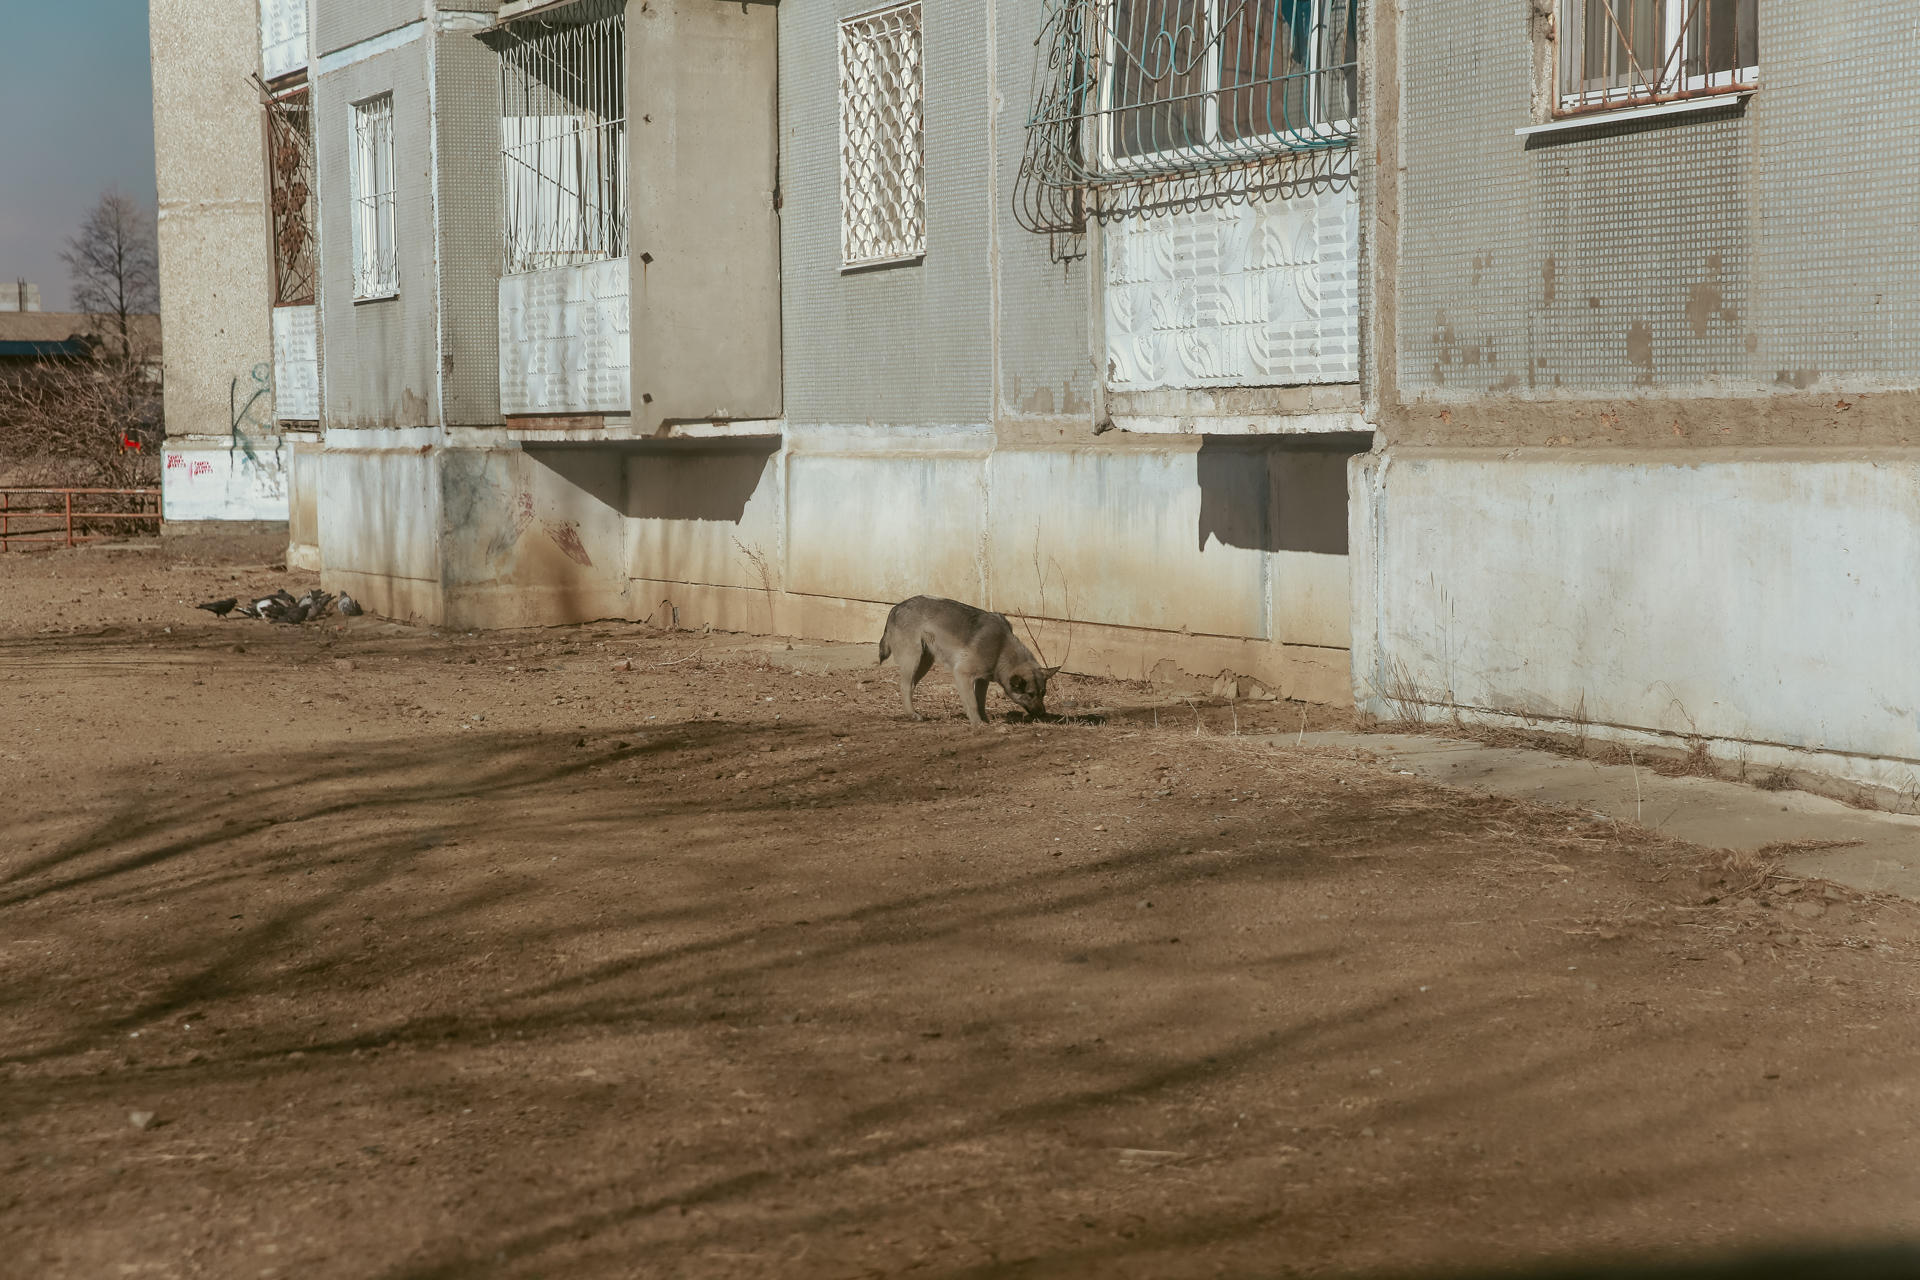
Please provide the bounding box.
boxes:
[495,1,627,276]
[265,87,316,307]
[350,94,398,299]
[1017,0,1356,236]
[840,2,925,269]
[1558,0,1756,115]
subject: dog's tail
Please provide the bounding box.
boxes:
[877,603,896,664]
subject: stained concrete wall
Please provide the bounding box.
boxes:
[302,0,1368,707]
[1354,0,1920,792]
[1350,448,1920,797]
[151,0,288,523]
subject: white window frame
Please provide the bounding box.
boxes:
[1098,0,1354,173]
[1557,0,1758,116]
[350,93,398,301]
[839,1,925,271]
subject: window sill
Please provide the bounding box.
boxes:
[1516,91,1753,139]
[352,292,399,305]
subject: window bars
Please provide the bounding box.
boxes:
[1017,0,1356,236]
[266,87,316,307]
[1558,0,1756,114]
[496,1,628,276]
[350,95,398,299]
[840,2,925,269]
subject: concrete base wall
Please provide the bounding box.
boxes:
[312,422,1365,704]
[162,435,291,523]
[1351,446,1920,797]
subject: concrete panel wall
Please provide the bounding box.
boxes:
[434,26,504,426]
[317,433,444,584]
[314,0,424,57]
[784,433,990,603]
[314,41,442,429]
[625,441,784,592]
[151,0,288,522]
[630,0,782,427]
[780,0,993,425]
[1351,447,1920,794]
[1378,0,1920,446]
[991,2,1096,428]
[287,435,322,567]
[983,444,1267,637]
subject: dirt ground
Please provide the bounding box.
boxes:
[3,540,1919,1280]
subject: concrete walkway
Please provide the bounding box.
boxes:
[1279,731,1920,898]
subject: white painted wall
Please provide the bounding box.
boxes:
[1351,447,1920,794]
[1104,183,1359,390]
[499,259,631,416]
[163,439,289,522]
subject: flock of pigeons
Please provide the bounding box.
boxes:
[196,587,363,624]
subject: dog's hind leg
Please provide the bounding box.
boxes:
[900,645,935,719]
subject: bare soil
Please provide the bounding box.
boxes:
[3,543,1919,1280]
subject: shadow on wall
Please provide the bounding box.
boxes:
[1196,432,1373,555]
[521,437,781,523]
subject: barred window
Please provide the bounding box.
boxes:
[497,1,628,276]
[840,2,924,270]
[266,87,315,307]
[1558,0,1757,114]
[350,94,398,299]
[1105,0,1356,165]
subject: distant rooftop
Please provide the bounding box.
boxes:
[0,311,162,360]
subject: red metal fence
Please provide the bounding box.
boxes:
[0,488,163,551]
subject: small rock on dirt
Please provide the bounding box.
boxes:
[128,1111,156,1130]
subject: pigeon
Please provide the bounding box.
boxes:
[337,594,363,617]
[272,602,311,625]
[196,597,238,618]
[233,603,260,619]
[298,589,334,618]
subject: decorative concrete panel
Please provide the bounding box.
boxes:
[273,305,320,421]
[260,0,309,80]
[1104,184,1359,390]
[499,259,631,416]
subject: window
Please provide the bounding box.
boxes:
[350,94,397,299]
[1558,0,1757,114]
[266,87,315,307]
[840,2,924,269]
[1104,0,1356,166]
[496,1,627,276]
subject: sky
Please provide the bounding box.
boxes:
[0,2,158,312]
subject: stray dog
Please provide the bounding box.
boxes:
[878,595,1060,724]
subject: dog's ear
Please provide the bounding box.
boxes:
[1042,665,1063,679]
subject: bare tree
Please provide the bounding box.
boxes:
[61,189,159,358]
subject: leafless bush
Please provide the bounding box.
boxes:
[0,349,162,490]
